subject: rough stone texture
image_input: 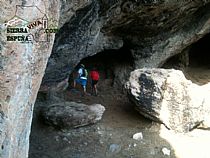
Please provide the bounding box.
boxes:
[1,0,210,157]
[43,0,210,86]
[0,1,59,157]
[42,102,105,129]
[43,0,123,84]
[125,68,210,133]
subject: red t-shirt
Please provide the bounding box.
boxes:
[90,71,99,80]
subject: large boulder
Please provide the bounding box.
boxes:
[125,68,210,133]
[42,102,105,129]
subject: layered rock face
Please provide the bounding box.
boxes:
[1,0,210,157]
[43,0,210,85]
[125,69,210,132]
[0,1,59,157]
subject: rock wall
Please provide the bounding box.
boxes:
[0,1,59,157]
[43,0,123,84]
[43,0,210,85]
[1,0,210,157]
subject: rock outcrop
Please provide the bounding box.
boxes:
[0,1,59,157]
[43,0,210,85]
[125,68,210,132]
[1,0,210,157]
[42,102,105,129]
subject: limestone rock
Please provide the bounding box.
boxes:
[133,132,143,141]
[108,144,121,154]
[43,1,210,86]
[42,102,105,129]
[125,68,210,132]
[0,1,59,157]
[162,147,171,156]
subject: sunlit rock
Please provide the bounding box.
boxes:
[126,68,210,132]
[133,132,143,141]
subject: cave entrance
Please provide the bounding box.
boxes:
[69,46,134,91]
[189,33,210,68]
[162,33,210,85]
[29,46,152,158]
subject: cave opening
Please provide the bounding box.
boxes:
[189,33,210,68]
[68,46,134,91]
[162,33,210,85]
[29,44,151,158]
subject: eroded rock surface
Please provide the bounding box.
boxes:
[43,0,210,85]
[125,68,210,132]
[42,102,105,129]
[1,0,210,157]
[0,1,59,157]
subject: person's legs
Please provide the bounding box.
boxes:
[73,79,76,88]
[94,84,98,96]
[92,80,98,96]
[83,85,86,93]
[81,79,87,95]
[73,78,80,88]
[91,80,94,95]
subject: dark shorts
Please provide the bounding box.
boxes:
[75,78,87,86]
[91,80,98,86]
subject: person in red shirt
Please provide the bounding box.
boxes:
[90,67,99,96]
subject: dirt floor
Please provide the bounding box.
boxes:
[29,68,210,158]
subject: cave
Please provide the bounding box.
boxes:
[29,45,151,158]
[162,33,210,85]
[189,33,210,68]
[68,46,134,90]
[2,1,210,158]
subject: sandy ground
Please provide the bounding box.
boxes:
[29,68,210,158]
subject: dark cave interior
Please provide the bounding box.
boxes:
[163,33,210,69]
[162,33,210,85]
[189,33,210,67]
[69,46,134,85]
